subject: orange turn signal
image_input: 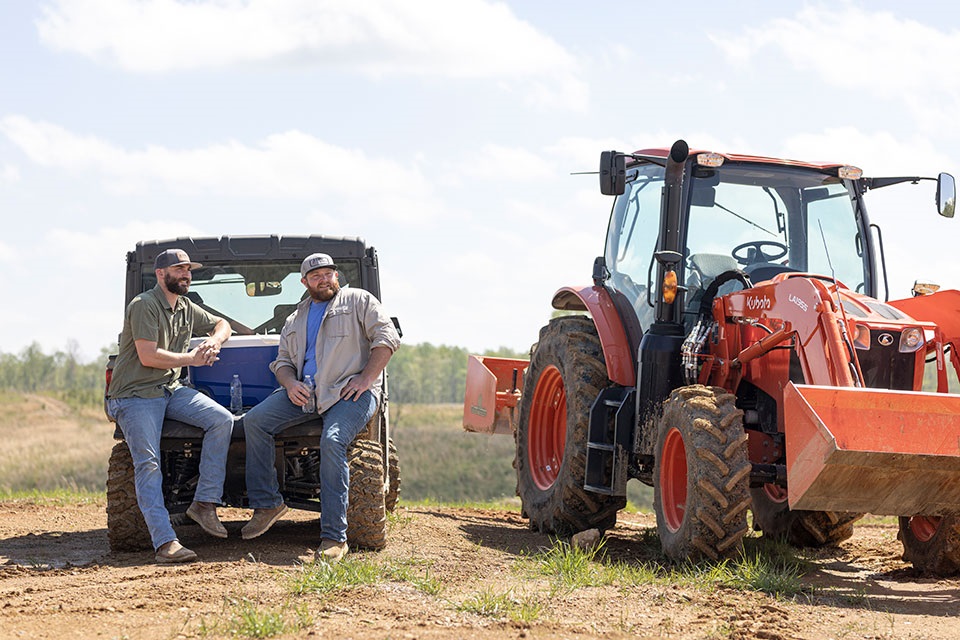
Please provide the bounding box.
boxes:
[663,270,678,304]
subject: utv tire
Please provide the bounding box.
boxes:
[516,316,626,536]
[899,514,960,575]
[751,485,862,547]
[386,438,400,513]
[654,385,751,562]
[106,441,152,552]
[346,439,387,550]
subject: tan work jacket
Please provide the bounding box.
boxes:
[270,287,400,413]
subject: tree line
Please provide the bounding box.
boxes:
[0,342,528,407]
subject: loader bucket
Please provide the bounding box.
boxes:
[463,355,527,435]
[784,383,960,515]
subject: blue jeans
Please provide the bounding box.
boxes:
[243,388,377,543]
[108,387,234,550]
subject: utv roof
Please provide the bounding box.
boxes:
[631,147,848,172]
[129,235,371,266]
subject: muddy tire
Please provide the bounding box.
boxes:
[751,485,862,547]
[106,442,152,552]
[385,438,400,513]
[515,316,626,536]
[653,385,751,561]
[899,514,960,575]
[346,439,387,550]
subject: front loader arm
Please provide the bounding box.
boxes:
[708,274,861,391]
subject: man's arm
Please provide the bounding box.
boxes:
[340,345,393,401]
[135,318,229,369]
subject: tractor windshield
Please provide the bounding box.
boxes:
[605,160,869,331]
[685,164,866,293]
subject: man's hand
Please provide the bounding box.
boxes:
[193,338,222,366]
[286,380,312,407]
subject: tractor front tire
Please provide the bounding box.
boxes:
[106,441,152,552]
[515,316,626,536]
[899,514,960,575]
[346,439,387,551]
[654,385,751,562]
[751,486,862,547]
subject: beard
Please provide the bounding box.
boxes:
[307,279,340,302]
[163,271,191,296]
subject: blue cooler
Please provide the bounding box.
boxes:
[188,334,280,409]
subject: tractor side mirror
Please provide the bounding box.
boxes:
[937,172,955,218]
[600,151,626,196]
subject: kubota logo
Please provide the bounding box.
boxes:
[746,295,772,311]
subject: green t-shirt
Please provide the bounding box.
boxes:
[108,285,223,399]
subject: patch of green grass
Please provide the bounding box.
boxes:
[457,586,543,623]
[289,555,444,598]
[199,598,312,638]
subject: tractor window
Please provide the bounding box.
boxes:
[684,166,866,294]
[604,163,664,327]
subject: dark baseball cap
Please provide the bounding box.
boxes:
[154,249,202,270]
[300,253,338,277]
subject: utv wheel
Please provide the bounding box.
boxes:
[653,385,751,561]
[751,484,862,547]
[899,514,960,575]
[346,439,387,550]
[106,441,152,552]
[385,438,401,513]
[515,316,626,536]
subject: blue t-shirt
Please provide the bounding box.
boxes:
[301,300,329,380]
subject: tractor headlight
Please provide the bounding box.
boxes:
[899,327,925,353]
[853,324,871,350]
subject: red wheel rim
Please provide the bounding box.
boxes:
[763,483,789,503]
[660,427,688,532]
[527,365,566,490]
[909,516,942,543]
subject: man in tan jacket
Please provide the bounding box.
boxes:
[239,253,400,563]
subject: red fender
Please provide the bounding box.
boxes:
[551,285,636,386]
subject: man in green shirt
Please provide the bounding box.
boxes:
[106,249,234,564]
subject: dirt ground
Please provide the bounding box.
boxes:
[1,501,959,639]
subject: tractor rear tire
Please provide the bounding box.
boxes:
[386,438,400,513]
[899,514,960,575]
[515,316,626,536]
[654,385,751,562]
[346,439,387,551]
[106,441,152,552]
[750,486,862,547]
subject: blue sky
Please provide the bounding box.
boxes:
[2,1,960,361]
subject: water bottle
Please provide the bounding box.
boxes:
[302,374,316,414]
[230,374,243,415]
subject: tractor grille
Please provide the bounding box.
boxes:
[857,330,916,391]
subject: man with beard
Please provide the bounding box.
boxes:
[106,248,234,563]
[240,252,400,564]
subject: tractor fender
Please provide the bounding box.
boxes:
[551,285,635,386]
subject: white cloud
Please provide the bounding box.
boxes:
[36,0,586,109]
[457,144,555,182]
[710,4,960,133]
[0,115,438,220]
[1,163,19,183]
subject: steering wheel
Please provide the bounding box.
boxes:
[731,240,788,266]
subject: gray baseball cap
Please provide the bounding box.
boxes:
[301,253,338,277]
[154,248,202,270]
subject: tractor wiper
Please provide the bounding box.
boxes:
[713,202,778,238]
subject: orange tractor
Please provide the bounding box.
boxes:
[464,140,960,574]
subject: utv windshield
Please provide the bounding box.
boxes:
[140,259,361,335]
